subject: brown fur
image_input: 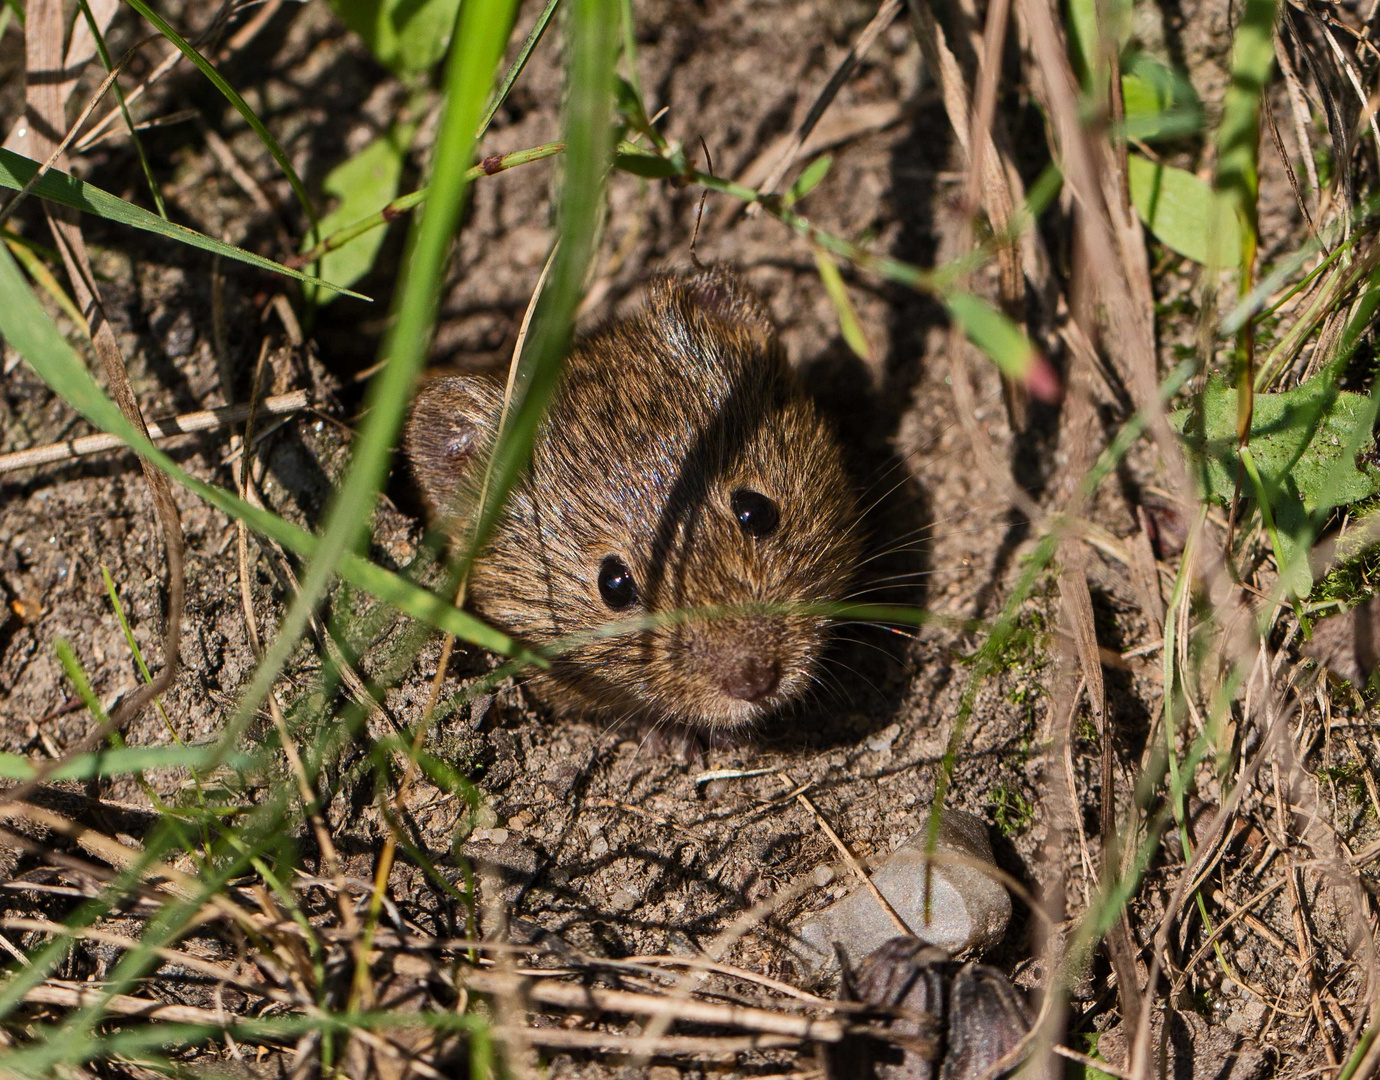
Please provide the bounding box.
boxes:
[405,267,861,730]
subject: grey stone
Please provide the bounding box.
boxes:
[791,808,1012,979]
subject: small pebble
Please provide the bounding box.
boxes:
[792,807,1011,979]
[812,864,837,887]
[866,723,901,753]
[470,828,509,845]
[611,888,638,912]
[473,806,499,830]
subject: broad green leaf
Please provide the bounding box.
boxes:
[945,292,1035,381]
[1172,376,1380,510]
[1121,54,1203,141]
[329,0,462,73]
[1173,376,1380,594]
[1128,154,1239,266]
[305,122,416,306]
[813,246,870,361]
[0,148,366,298]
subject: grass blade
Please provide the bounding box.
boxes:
[77,0,167,219]
[121,0,319,234]
[469,0,619,556]
[0,744,254,781]
[812,245,870,361]
[0,241,536,660]
[0,148,367,297]
[478,0,560,136]
[207,0,521,756]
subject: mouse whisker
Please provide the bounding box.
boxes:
[820,655,887,700]
[832,623,924,643]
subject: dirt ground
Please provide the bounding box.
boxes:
[1,0,1378,1076]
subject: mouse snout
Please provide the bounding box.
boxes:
[720,655,780,702]
[676,616,797,716]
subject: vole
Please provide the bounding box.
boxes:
[405,266,862,732]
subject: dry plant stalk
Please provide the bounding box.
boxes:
[0,390,309,474]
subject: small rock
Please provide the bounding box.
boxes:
[610,888,639,912]
[866,724,901,753]
[473,805,499,830]
[590,835,610,858]
[792,808,1011,979]
[813,864,837,887]
[471,827,509,845]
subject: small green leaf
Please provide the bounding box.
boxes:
[812,246,870,362]
[615,75,657,142]
[0,148,366,298]
[945,292,1035,381]
[305,123,416,306]
[1121,54,1203,141]
[1066,0,1132,83]
[784,155,832,207]
[329,0,463,74]
[55,638,107,726]
[1127,153,1239,266]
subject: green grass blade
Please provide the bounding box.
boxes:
[0,241,536,662]
[0,148,367,297]
[209,0,520,754]
[54,638,109,726]
[121,0,319,234]
[812,245,870,361]
[478,0,561,136]
[945,292,1036,381]
[1213,0,1278,432]
[468,0,618,555]
[77,0,167,219]
[0,744,254,781]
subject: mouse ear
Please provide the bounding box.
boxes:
[653,266,778,352]
[405,375,504,522]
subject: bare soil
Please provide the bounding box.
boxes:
[1,1,1377,1077]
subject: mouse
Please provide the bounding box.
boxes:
[405,266,862,733]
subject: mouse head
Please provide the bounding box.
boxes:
[408,267,861,731]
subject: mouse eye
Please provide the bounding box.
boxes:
[597,555,638,610]
[731,489,779,537]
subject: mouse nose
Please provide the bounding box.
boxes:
[720,657,780,702]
